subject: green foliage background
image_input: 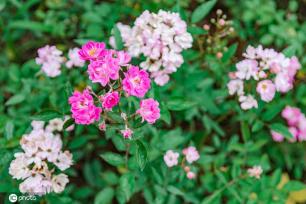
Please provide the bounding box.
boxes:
[0,0,305,203]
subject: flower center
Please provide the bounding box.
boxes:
[88,48,96,57]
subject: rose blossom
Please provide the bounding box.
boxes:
[270,131,284,142]
[164,150,180,167]
[182,146,200,164]
[66,48,85,68]
[122,66,151,98]
[136,98,160,124]
[239,95,258,110]
[282,106,301,126]
[121,127,133,139]
[100,91,120,110]
[68,89,102,125]
[187,171,196,179]
[227,79,244,96]
[247,165,263,179]
[256,80,276,102]
[78,41,105,61]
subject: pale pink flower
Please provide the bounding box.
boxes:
[182,146,200,164]
[66,48,85,68]
[270,131,284,142]
[68,89,102,125]
[99,122,106,131]
[35,45,64,77]
[123,66,151,98]
[164,150,179,167]
[256,80,276,102]
[9,153,31,180]
[54,151,73,171]
[239,95,258,110]
[227,79,244,96]
[78,41,105,61]
[275,72,293,93]
[247,165,263,179]
[121,127,133,139]
[46,118,64,132]
[136,98,160,124]
[298,115,306,132]
[289,127,298,142]
[31,121,45,130]
[100,91,120,110]
[282,106,301,126]
[187,171,196,179]
[235,59,258,80]
[52,174,69,193]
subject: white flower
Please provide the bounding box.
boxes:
[52,174,69,193]
[227,79,244,96]
[31,121,45,130]
[9,153,31,180]
[235,59,258,80]
[54,151,73,171]
[239,95,258,110]
[46,118,64,132]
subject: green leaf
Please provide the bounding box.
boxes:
[113,25,123,50]
[241,121,250,142]
[31,110,63,121]
[222,43,238,62]
[5,94,25,106]
[100,152,125,166]
[191,0,217,23]
[270,123,293,140]
[5,121,14,140]
[136,140,147,171]
[283,181,306,192]
[119,173,135,202]
[94,187,114,204]
[9,20,53,32]
[167,99,196,111]
[167,186,184,196]
[63,118,74,130]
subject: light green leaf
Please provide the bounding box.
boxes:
[5,94,25,106]
[270,123,293,140]
[191,0,217,23]
[100,152,125,166]
[31,110,63,121]
[94,187,114,204]
[136,140,147,171]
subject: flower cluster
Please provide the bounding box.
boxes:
[110,10,193,86]
[36,45,85,77]
[201,9,235,59]
[69,41,160,139]
[228,45,301,110]
[164,146,200,180]
[9,120,73,195]
[271,106,306,142]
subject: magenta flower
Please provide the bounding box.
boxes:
[78,41,105,61]
[87,59,120,86]
[68,89,102,125]
[122,66,151,98]
[256,80,276,102]
[137,98,160,124]
[100,91,120,110]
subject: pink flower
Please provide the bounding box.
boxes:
[121,127,133,139]
[235,59,258,80]
[274,72,293,93]
[123,66,151,98]
[136,98,160,124]
[247,165,263,179]
[100,91,120,110]
[282,106,301,126]
[66,48,85,68]
[186,171,196,179]
[239,95,258,110]
[78,41,105,61]
[68,89,102,125]
[271,131,284,142]
[289,127,298,142]
[116,51,131,66]
[256,80,276,102]
[227,79,244,96]
[99,122,106,131]
[164,150,179,167]
[87,59,120,86]
[182,146,200,164]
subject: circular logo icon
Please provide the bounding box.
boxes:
[9,194,18,203]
